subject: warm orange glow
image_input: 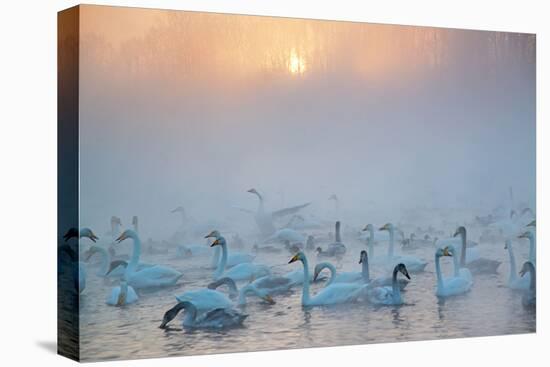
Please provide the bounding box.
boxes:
[288,48,306,75]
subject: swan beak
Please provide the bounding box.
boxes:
[90,232,99,242]
[115,233,126,243]
[205,231,216,239]
[359,257,363,264]
[519,269,525,277]
[527,220,536,227]
[443,247,452,257]
[288,254,299,264]
[210,239,220,247]
[263,295,276,305]
[404,272,411,280]
[518,232,527,239]
[504,242,508,250]
[361,225,368,231]
[313,270,320,281]
[452,229,459,237]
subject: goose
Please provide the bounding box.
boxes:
[288,252,367,306]
[113,230,183,289]
[205,230,255,268]
[176,277,275,310]
[504,240,530,290]
[518,231,536,264]
[247,188,310,236]
[366,263,411,305]
[518,261,536,308]
[434,247,472,297]
[210,236,271,281]
[453,226,500,274]
[160,301,247,329]
[379,223,427,273]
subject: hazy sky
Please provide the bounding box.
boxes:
[77,5,535,238]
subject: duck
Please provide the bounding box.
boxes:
[434,247,472,297]
[288,252,367,306]
[113,230,183,289]
[379,223,428,273]
[453,226,500,275]
[519,261,536,308]
[210,235,271,281]
[159,301,247,329]
[366,263,411,305]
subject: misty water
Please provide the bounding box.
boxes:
[78,219,535,362]
[68,6,536,362]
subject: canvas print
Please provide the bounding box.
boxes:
[58,5,536,362]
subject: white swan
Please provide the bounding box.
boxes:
[434,247,472,297]
[160,301,247,329]
[379,223,427,273]
[114,230,183,289]
[453,226,500,274]
[313,262,363,285]
[205,230,255,268]
[359,250,409,290]
[504,240,530,290]
[366,263,411,305]
[106,280,138,306]
[288,252,367,306]
[263,228,306,245]
[519,261,536,308]
[175,277,274,311]
[210,235,271,281]
[518,231,536,264]
[247,188,310,236]
[85,244,151,277]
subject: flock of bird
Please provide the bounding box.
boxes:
[59,188,536,331]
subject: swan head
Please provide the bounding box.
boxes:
[313,264,327,281]
[241,284,276,305]
[379,223,393,232]
[62,227,79,242]
[519,261,534,278]
[160,301,189,329]
[205,230,221,239]
[115,229,138,243]
[453,226,466,238]
[315,247,323,254]
[436,247,452,258]
[359,250,368,264]
[247,188,259,195]
[518,231,534,240]
[105,260,128,275]
[80,228,99,242]
[395,263,411,279]
[132,216,138,225]
[362,224,374,232]
[111,216,122,225]
[210,237,226,247]
[527,220,536,228]
[288,252,306,264]
[328,194,338,201]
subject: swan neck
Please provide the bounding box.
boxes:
[214,241,228,279]
[324,262,337,286]
[528,264,536,291]
[361,257,370,282]
[507,243,517,282]
[301,257,311,305]
[388,227,395,258]
[435,254,444,291]
[392,267,400,302]
[335,222,341,243]
[128,235,141,273]
[528,234,536,263]
[211,246,221,268]
[460,231,467,267]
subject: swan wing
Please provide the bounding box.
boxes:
[310,283,363,305]
[271,203,311,218]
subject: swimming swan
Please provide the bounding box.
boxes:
[379,223,427,273]
[366,263,411,305]
[160,301,247,329]
[454,226,500,275]
[518,231,536,264]
[288,252,367,306]
[504,240,530,290]
[434,247,472,297]
[114,230,183,289]
[106,280,139,306]
[210,236,271,281]
[519,261,536,308]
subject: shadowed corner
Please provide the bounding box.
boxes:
[36,340,57,354]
